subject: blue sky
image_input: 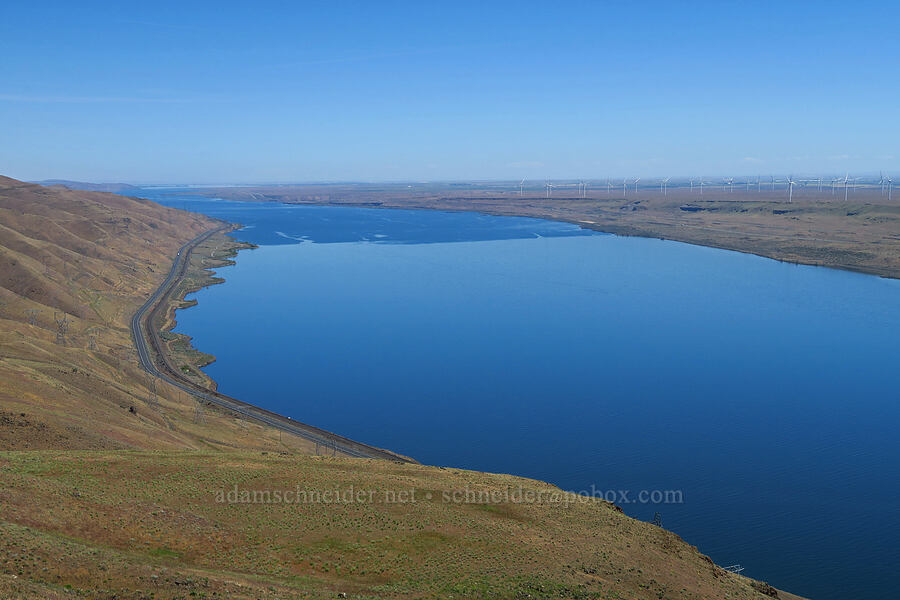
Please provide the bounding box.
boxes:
[1,1,898,183]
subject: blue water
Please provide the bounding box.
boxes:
[141,190,900,599]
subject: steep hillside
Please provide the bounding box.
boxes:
[0,176,313,452]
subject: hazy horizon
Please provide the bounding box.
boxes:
[26,172,899,187]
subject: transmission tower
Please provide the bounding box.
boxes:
[193,399,206,424]
[85,326,100,351]
[147,376,159,411]
[53,311,70,345]
[25,309,40,326]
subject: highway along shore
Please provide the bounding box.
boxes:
[132,222,414,461]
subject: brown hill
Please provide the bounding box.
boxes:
[0,176,309,452]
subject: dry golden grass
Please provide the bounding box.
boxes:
[0,176,316,454]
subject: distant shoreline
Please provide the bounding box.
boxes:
[175,184,900,281]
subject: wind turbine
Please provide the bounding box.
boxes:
[888,175,894,201]
[633,178,641,194]
[830,176,841,195]
[622,178,628,196]
[843,173,851,202]
[787,175,796,203]
[689,178,695,192]
[606,177,612,194]
[771,175,776,191]
[580,180,588,198]
[699,176,705,196]
[519,178,526,196]
[546,179,552,198]
[661,177,671,196]
[757,175,761,193]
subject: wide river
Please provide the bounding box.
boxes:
[141,189,899,599]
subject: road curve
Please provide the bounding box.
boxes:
[130,225,414,462]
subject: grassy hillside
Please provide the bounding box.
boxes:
[0,176,315,453]
[0,177,805,599]
[0,450,802,600]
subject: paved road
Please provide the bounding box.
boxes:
[130,225,412,462]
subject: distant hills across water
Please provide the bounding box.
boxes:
[32,179,140,193]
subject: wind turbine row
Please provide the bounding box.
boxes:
[518,173,894,202]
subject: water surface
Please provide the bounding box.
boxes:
[141,190,900,600]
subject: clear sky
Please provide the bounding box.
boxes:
[2,1,898,183]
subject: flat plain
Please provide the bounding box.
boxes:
[190,182,900,280]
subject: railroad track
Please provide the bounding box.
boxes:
[130,225,413,462]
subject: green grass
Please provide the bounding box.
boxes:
[0,450,796,600]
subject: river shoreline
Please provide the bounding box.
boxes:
[180,184,900,281]
[141,224,415,462]
[154,227,255,391]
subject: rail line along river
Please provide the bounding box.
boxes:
[139,188,900,600]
